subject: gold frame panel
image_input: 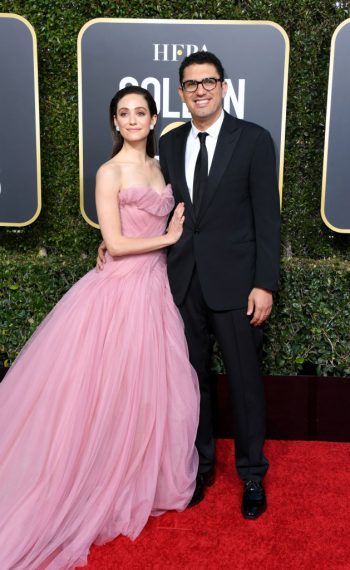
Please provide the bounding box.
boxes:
[0,13,41,227]
[321,18,350,233]
[78,18,289,227]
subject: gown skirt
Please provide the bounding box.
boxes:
[0,185,199,570]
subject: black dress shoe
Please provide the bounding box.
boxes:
[188,467,216,508]
[241,480,267,519]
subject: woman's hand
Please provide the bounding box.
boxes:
[166,203,185,244]
[96,241,107,271]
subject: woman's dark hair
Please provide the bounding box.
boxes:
[109,85,158,158]
[179,51,225,84]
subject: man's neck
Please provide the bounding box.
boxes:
[191,110,224,132]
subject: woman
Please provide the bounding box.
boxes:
[0,86,199,570]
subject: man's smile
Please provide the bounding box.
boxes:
[193,97,211,107]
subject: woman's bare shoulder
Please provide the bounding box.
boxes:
[96,159,122,193]
[97,158,121,177]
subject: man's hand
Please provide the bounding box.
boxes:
[247,288,273,326]
[96,241,107,271]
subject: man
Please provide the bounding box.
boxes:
[158,51,280,519]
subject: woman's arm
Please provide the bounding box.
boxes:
[95,165,184,257]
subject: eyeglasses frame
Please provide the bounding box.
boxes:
[181,77,223,93]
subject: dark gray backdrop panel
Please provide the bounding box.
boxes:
[79,20,288,225]
[0,15,40,226]
[323,20,350,232]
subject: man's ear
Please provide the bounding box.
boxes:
[221,80,228,99]
[177,86,185,103]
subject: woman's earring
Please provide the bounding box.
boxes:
[150,124,154,131]
[115,126,120,132]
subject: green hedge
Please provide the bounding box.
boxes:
[263,258,350,377]
[1,256,349,376]
[1,0,350,375]
[0,256,92,366]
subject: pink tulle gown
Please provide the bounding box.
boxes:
[0,185,199,570]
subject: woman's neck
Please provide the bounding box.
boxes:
[117,141,150,164]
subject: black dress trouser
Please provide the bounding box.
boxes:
[178,268,269,482]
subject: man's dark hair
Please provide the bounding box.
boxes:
[179,51,225,84]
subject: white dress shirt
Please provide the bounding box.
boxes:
[185,110,225,201]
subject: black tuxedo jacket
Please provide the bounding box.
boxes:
[159,112,281,311]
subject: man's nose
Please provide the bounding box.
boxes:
[196,83,206,95]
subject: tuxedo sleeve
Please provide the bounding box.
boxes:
[249,128,281,292]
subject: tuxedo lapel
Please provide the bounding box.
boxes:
[197,113,242,223]
[171,123,195,222]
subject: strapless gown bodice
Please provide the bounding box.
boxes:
[118,184,174,236]
[102,184,174,276]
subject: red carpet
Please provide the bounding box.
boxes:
[86,440,350,569]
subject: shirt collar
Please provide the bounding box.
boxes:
[190,109,224,140]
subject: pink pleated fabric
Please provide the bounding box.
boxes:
[0,186,199,570]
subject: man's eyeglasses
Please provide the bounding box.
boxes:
[181,77,222,93]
